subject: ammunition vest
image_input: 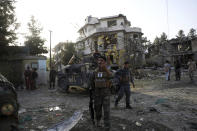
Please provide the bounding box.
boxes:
[94,72,109,88]
[119,69,130,83]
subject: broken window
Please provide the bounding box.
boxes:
[107,20,117,27]
[103,34,117,49]
[133,34,138,39]
[31,62,38,69]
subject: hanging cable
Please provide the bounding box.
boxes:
[166,0,170,39]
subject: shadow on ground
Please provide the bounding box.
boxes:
[70,111,173,131]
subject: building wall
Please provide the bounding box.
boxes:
[84,39,92,55]
[0,60,23,86]
[83,17,126,38]
[192,39,197,61]
[192,39,197,52]
[77,15,144,67]
[117,32,124,50]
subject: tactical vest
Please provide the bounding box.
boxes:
[94,72,109,88]
[120,70,130,83]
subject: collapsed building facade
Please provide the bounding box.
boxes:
[152,37,197,67]
[168,37,197,67]
[76,14,144,66]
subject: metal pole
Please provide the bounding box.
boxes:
[49,30,52,89]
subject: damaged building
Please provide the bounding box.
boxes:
[76,14,144,66]
[168,37,197,67]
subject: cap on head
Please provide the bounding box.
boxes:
[98,55,106,62]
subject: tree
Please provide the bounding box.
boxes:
[60,42,76,65]
[0,0,19,56]
[0,0,18,46]
[148,32,168,58]
[24,16,48,55]
[176,30,185,38]
[46,57,55,71]
[153,36,160,45]
[160,32,167,42]
[188,28,196,38]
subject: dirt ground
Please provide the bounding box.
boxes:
[17,71,197,131]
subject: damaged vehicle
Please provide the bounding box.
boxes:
[0,73,19,131]
[58,64,92,92]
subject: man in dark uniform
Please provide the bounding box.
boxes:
[31,68,38,90]
[24,66,31,90]
[174,59,181,81]
[115,61,135,109]
[49,67,57,89]
[90,55,112,131]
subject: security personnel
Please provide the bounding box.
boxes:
[115,61,135,109]
[90,55,112,131]
[49,67,57,89]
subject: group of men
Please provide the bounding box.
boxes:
[24,66,57,90]
[164,58,196,81]
[90,55,196,131]
[24,66,38,90]
[90,55,135,131]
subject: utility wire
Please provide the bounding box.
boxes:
[166,0,170,39]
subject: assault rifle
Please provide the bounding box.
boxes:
[89,88,95,125]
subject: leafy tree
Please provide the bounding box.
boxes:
[60,42,76,65]
[46,57,55,71]
[160,32,167,42]
[0,0,19,56]
[188,28,196,38]
[153,36,160,45]
[176,30,185,38]
[24,16,48,55]
[0,0,18,46]
[148,32,168,57]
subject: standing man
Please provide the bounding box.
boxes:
[164,60,171,81]
[24,66,31,90]
[187,58,196,81]
[49,67,57,89]
[115,61,135,109]
[174,59,181,81]
[31,68,38,90]
[90,55,112,131]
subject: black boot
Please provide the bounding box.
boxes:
[126,104,132,109]
[114,100,118,108]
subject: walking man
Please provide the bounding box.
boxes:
[187,58,196,81]
[90,55,112,131]
[174,59,181,81]
[49,67,57,89]
[115,61,135,109]
[164,60,171,81]
[31,68,38,90]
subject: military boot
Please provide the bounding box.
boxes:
[104,127,110,131]
[114,100,118,108]
[126,104,132,109]
[96,120,102,127]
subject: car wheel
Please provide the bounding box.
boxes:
[59,78,69,93]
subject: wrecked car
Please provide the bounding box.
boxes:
[0,73,19,131]
[58,64,91,92]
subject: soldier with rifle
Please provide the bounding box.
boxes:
[89,55,112,131]
[114,61,135,109]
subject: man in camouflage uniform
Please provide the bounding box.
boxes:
[24,66,31,90]
[90,55,112,131]
[49,67,57,89]
[187,58,196,81]
[115,61,135,109]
